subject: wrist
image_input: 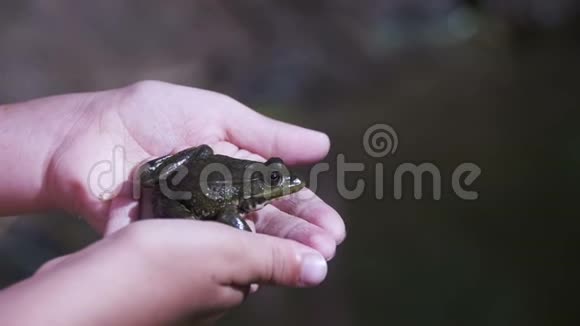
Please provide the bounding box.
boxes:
[0,94,91,216]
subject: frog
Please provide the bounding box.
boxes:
[138,145,305,232]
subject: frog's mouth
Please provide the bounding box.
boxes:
[243,176,304,211]
[260,175,305,200]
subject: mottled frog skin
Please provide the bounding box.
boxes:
[138,145,305,231]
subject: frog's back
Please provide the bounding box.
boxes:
[139,145,214,187]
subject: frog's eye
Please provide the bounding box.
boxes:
[270,171,282,185]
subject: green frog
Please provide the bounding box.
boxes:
[138,145,305,232]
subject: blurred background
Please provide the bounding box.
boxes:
[1,1,579,325]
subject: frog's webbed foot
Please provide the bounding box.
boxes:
[139,145,214,186]
[217,207,252,232]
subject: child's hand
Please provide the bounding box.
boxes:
[1,80,345,258]
[1,219,328,325]
[0,81,346,324]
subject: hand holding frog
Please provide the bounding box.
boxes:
[0,81,346,325]
[1,80,344,255]
[3,220,330,325]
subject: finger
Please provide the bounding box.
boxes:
[241,220,259,292]
[26,220,325,326]
[105,197,138,236]
[128,220,328,288]
[210,141,265,162]
[245,219,256,233]
[223,227,328,287]
[222,105,330,165]
[248,205,337,260]
[35,254,73,275]
[273,189,346,244]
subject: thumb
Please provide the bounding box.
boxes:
[225,232,328,288]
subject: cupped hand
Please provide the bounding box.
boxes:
[2,220,328,325]
[45,81,345,258]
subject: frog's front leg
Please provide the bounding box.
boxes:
[216,206,252,232]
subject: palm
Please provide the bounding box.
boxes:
[52,81,344,258]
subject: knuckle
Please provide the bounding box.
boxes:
[35,258,62,275]
[336,222,347,244]
[129,79,169,92]
[266,242,296,284]
[119,80,170,104]
[202,286,245,313]
[206,91,248,113]
[207,90,235,104]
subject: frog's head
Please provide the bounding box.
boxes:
[237,157,305,212]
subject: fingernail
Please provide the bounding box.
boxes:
[300,253,328,286]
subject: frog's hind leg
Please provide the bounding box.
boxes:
[152,194,195,219]
[216,207,252,232]
[139,145,214,185]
